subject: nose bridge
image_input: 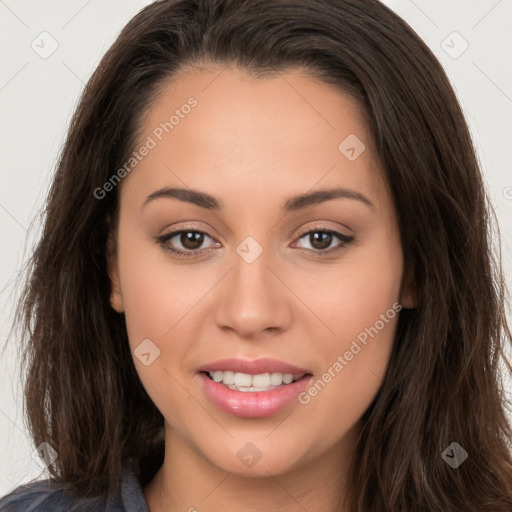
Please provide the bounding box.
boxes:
[214,235,291,336]
[233,243,272,301]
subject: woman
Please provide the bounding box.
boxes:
[1,0,512,510]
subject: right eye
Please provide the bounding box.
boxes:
[156,229,220,258]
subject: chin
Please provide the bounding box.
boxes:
[198,436,311,477]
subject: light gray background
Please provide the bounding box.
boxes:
[1,0,511,494]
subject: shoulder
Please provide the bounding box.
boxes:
[0,478,95,512]
[0,464,149,512]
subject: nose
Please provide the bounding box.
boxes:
[213,244,293,339]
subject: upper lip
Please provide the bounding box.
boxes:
[198,358,311,376]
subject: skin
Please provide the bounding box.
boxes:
[108,65,415,512]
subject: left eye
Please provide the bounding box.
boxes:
[294,229,354,253]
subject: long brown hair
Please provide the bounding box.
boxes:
[6,0,512,509]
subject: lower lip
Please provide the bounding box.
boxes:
[198,373,312,418]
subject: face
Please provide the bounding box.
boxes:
[108,65,414,477]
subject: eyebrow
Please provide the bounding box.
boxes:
[142,186,374,213]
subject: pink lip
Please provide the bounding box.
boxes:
[196,358,313,418]
[198,373,312,418]
[197,357,310,376]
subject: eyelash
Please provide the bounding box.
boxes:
[155,226,354,259]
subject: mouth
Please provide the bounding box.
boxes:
[196,358,313,418]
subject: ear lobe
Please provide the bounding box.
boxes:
[107,234,124,313]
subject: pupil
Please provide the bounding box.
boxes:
[181,231,203,249]
[311,232,331,250]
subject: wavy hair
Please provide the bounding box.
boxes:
[6,0,512,509]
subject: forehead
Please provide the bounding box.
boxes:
[143,65,369,150]
[122,65,388,213]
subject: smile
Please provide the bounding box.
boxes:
[206,370,304,392]
[197,358,313,418]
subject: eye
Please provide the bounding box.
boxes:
[293,227,354,255]
[155,229,219,258]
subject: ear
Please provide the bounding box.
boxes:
[107,232,124,313]
[399,263,418,309]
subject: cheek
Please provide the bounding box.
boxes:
[291,224,403,348]
[297,315,397,455]
[291,230,402,436]
[115,239,210,431]
[116,232,208,348]
[115,227,226,392]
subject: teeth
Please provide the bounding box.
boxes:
[269,372,283,386]
[282,374,294,384]
[207,371,298,389]
[212,371,223,383]
[222,371,235,385]
[234,372,252,387]
[252,373,270,387]
[227,384,275,392]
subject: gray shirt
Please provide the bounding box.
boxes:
[0,463,150,511]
